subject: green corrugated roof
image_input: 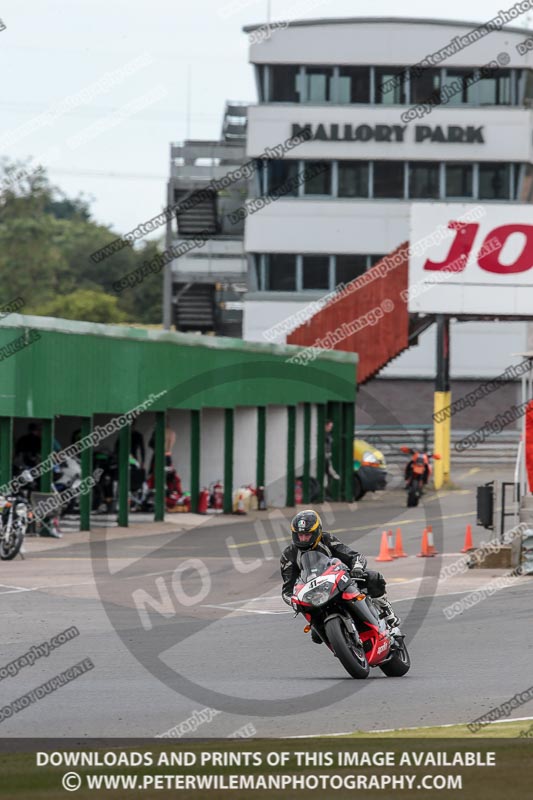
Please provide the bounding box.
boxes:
[0,314,358,365]
[0,314,357,417]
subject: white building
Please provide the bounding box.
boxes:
[241,17,533,379]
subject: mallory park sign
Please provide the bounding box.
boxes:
[291,123,485,144]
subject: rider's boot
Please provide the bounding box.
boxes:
[373,594,401,629]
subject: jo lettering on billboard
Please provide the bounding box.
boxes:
[409,204,533,316]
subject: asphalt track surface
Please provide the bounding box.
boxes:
[0,466,532,737]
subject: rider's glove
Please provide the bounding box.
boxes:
[350,558,367,582]
[282,593,293,607]
[283,594,299,612]
[283,593,299,610]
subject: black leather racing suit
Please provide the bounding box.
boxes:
[280,531,386,606]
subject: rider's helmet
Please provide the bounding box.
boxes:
[290,509,323,550]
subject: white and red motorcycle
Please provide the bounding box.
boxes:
[291,550,410,679]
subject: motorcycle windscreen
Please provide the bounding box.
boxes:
[299,550,335,582]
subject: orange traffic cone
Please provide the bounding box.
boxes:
[387,529,396,558]
[426,524,438,555]
[461,524,474,553]
[376,530,394,562]
[417,528,434,558]
[393,527,408,558]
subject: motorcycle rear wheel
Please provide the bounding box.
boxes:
[0,527,25,560]
[379,638,411,677]
[325,617,369,679]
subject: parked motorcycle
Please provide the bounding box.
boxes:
[0,471,33,560]
[291,550,410,679]
[401,446,441,507]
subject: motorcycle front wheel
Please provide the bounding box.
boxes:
[0,526,25,560]
[407,482,420,507]
[325,617,369,679]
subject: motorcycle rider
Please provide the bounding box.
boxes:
[280,509,400,640]
[403,448,430,486]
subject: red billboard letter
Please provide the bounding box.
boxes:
[478,225,533,274]
[423,222,479,272]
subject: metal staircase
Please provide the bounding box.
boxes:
[175,189,218,237]
[174,283,215,332]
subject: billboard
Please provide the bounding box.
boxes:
[408,203,533,315]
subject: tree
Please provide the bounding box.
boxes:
[43,193,91,222]
[34,289,128,324]
[0,158,164,324]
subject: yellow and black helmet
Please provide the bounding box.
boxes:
[291,509,323,551]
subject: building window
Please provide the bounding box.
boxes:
[269,65,302,102]
[373,161,404,198]
[252,255,262,290]
[410,68,441,105]
[256,65,267,102]
[302,255,330,289]
[444,69,478,104]
[259,160,520,203]
[335,255,367,285]
[523,69,533,104]
[446,163,474,198]
[303,161,332,195]
[477,68,512,105]
[479,163,511,199]
[375,67,407,104]
[260,252,427,292]
[520,164,533,201]
[338,67,370,103]
[409,162,440,198]
[303,66,334,102]
[511,164,520,199]
[263,64,524,105]
[254,159,267,196]
[266,254,297,291]
[265,160,299,196]
[338,161,369,198]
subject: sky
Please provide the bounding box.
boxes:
[1,0,531,241]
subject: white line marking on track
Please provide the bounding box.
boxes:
[287,715,533,738]
[202,604,290,615]
[393,583,527,604]
[205,580,530,616]
[0,582,32,592]
[0,568,184,595]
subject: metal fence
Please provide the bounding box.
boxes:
[356,424,520,465]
